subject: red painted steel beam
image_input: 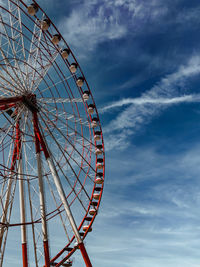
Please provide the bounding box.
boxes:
[32,111,49,159]
[79,243,92,267]
[0,103,16,110]
[44,240,50,267]
[0,95,23,105]
[22,243,28,267]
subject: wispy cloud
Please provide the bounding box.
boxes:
[103,56,200,150]
[100,94,200,113]
[58,1,127,52]
[58,0,169,53]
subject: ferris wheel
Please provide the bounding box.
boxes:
[0,1,105,266]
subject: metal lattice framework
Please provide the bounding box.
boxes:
[0,1,105,266]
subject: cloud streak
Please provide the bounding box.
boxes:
[103,56,200,150]
[100,94,200,113]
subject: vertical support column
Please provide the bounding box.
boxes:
[33,112,50,267]
[16,119,28,267]
[19,157,28,267]
[36,152,50,267]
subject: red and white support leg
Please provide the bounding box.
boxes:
[32,111,92,267]
[19,156,28,267]
[79,242,92,267]
[33,114,50,267]
[17,118,29,267]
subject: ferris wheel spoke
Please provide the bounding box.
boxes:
[26,16,60,92]
[38,97,84,104]
[38,73,76,95]
[46,155,83,243]
[7,0,27,59]
[39,111,96,174]
[40,106,94,158]
[51,158,89,213]
[43,107,86,125]
[42,150,89,216]
[0,84,17,97]
[0,121,20,221]
[0,161,19,263]
[45,175,71,242]
[38,114,94,207]
[0,177,17,259]
[0,107,25,149]
[39,106,83,142]
[0,31,28,68]
[0,63,25,95]
[38,112,96,181]
[6,1,28,89]
[0,15,26,92]
[0,124,16,150]
[0,65,24,95]
[39,104,96,151]
[40,103,90,132]
[0,136,15,201]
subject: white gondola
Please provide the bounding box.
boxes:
[96,163,103,170]
[41,18,51,30]
[69,63,77,73]
[62,259,73,267]
[96,158,103,169]
[95,145,103,155]
[94,131,101,141]
[91,118,98,128]
[87,104,95,114]
[27,3,38,16]
[52,34,61,45]
[95,177,103,184]
[61,48,70,59]
[93,192,100,200]
[89,208,96,215]
[83,225,92,232]
[76,77,84,87]
[95,149,102,155]
[82,91,90,101]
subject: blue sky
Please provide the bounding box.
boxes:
[15,0,200,266]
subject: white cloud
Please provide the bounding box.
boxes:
[58,0,169,52]
[100,94,200,113]
[103,56,200,150]
[59,1,127,52]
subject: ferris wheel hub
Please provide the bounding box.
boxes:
[22,94,39,112]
